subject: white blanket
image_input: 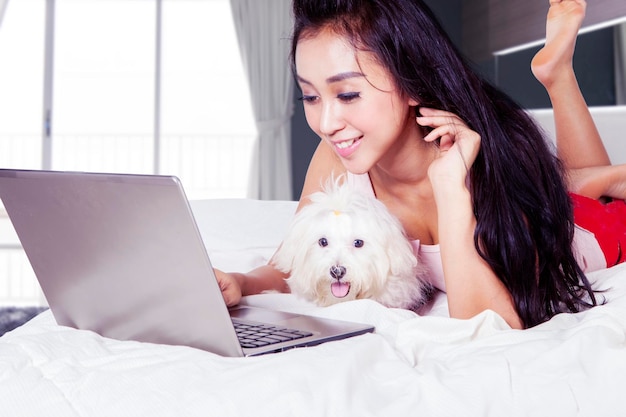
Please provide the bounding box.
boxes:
[2,198,626,417]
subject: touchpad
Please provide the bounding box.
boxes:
[229,306,302,324]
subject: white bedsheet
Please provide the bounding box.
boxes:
[2,198,626,416]
[2,265,626,416]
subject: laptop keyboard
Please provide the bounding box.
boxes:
[233,321,314,349]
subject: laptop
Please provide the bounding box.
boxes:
[0,168,374,356]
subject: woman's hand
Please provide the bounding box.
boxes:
[214,265,290,307]
[417,107,481,185]
[214,268,243,307]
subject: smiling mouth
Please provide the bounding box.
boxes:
[335,139,355,149]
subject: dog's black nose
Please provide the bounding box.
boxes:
[330,265,346,280]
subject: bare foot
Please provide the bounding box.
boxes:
[531,0,586,88]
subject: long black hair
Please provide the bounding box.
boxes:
[290,0,599,327]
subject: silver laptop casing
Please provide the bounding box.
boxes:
[0,169,373,356]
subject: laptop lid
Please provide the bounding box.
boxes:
[0,169,373,356]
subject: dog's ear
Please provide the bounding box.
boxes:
[385,237,418,277]
[271,204,326,302]
[270,203,318,273]
[367,198,418,277]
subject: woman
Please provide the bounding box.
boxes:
[217,0,626,329]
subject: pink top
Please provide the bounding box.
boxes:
[346,172,606,292]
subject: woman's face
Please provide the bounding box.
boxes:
[295,29,420,174]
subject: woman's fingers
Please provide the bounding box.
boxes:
[417,107,479,150]
[421,121,463,148]
[416,107,481,177]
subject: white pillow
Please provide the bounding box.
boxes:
[190,199,297,272]
[528,106,626,165]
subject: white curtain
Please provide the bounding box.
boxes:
[0,0,9,29]
[230,0,294,200]
[615,22,626,105]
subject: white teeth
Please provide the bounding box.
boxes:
[336,139,355,149]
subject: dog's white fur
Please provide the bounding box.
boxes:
[272,178,429,309]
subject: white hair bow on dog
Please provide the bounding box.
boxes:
[272,177,430,310]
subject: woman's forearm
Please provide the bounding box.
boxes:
[236,264,290,296]
[434,181,523,329]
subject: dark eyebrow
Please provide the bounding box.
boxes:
[297,71,366,86]
[326,71,366,83]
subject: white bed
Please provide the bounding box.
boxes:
[1,107,625,416]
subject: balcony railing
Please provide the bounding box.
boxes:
[0,132,255,306]
[0,244,41,306]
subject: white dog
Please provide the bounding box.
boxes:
[272,178,429,310]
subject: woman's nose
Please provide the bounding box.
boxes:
[319,102,343,136]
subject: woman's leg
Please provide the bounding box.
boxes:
[531,0,610,169]
[568,165,626,200]
[532,0,626,200]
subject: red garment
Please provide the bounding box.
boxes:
[570,193,626,267]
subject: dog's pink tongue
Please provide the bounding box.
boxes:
[331,282,350,298]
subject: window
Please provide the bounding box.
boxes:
[0,0,45,170]
[0,0,256,305]
[160,0,255,199]
[0,0,255,197]
[53,0,156,174]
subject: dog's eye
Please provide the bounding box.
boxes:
[318,238,328,247]
[353,239,364,248]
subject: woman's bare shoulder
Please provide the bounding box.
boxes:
[297,142,346,208]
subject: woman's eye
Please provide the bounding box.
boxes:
[318,237,328,247]
[299,95,318,104]
[338,92,360,103]
[353,239,364,248]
